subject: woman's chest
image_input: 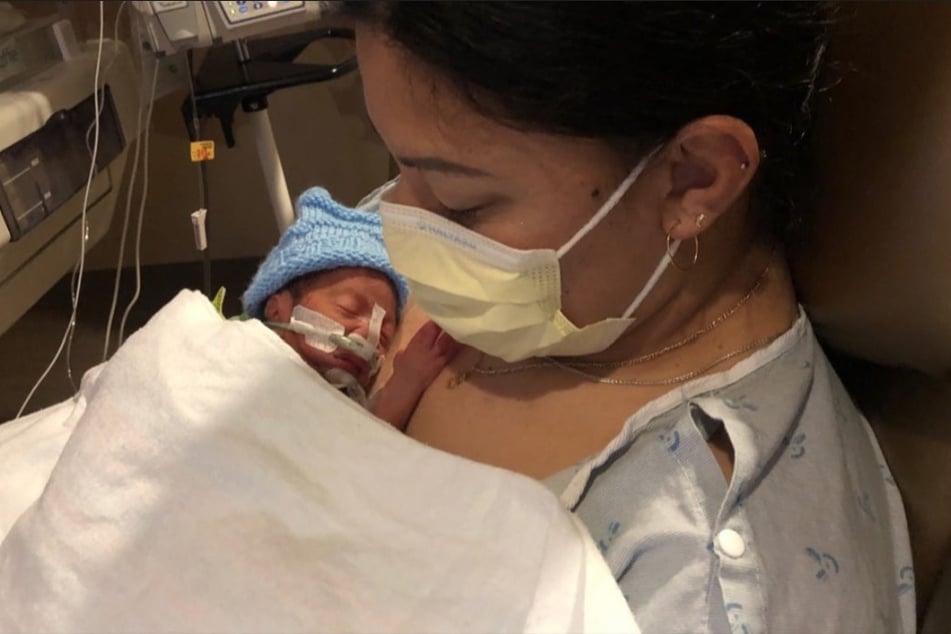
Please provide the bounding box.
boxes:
[404,370,668,480]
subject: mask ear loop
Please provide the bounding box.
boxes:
[623,223,700,319]
[550,144,672,321]
[556,146,661,259]
[619,240,677,319]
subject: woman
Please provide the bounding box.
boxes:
[347,2,914,632]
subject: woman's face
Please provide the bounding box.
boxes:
[355,24,673,329]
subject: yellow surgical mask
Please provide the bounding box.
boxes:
[379,149,678,363]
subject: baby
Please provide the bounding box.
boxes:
[241,187,457,431]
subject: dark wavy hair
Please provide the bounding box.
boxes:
[342,1,836,241]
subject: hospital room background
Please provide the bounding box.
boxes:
[0,1,950,630]
[0,0,393,421]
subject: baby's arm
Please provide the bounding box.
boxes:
[371,321,459,431]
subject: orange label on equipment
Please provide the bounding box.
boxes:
[190,140,215,162]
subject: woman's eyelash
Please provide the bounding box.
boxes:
[442,204,486,225]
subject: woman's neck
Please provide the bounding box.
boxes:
[572,215,797,371]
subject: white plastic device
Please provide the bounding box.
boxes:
[132,1,323,57]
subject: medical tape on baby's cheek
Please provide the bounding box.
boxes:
[341,307,385,370]
[353,305,387,373]
[291,305,345,352]
[366,304,385,352]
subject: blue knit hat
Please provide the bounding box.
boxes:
[242,187,409,319]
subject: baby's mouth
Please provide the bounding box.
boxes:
[330,352,370,382]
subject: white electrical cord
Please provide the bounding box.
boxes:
[101,79,146,361]
[116,59,159,349]
[70,0,130,386]
[84,0,127,158]
[102,2,147,362]
[16,2,106,420]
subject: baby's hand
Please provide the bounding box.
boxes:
[391,320,461,390]
[370,321,461,430]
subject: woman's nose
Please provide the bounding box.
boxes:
[384,171,441,210]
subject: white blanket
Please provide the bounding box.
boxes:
[0,290,638,634]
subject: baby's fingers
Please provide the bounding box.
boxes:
[408,320,442,349]
[434,330,462,360]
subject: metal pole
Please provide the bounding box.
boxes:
[248,108,295,232]
[235,38,294,233]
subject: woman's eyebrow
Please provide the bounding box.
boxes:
[395,154,490,177]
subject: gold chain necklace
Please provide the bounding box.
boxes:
[447,263,770,389]
[546,332,780,386]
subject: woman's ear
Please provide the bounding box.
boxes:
[661,115,759,240]
[264,290,294,323]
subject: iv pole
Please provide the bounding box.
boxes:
[248,106,293,231]
[183,28,357,234]
[233,38,293,232]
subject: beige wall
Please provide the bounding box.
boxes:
[790,4,951,615]
[794,2,951,375]
[87,49,390,269]
[15,1,391,269]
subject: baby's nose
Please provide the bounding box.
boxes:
[347,319,371,339]
[346,320,381,351]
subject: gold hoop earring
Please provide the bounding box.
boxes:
[666,233,700,271]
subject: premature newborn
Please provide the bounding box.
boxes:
[242,187,458,430]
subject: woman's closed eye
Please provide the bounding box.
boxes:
[440,202,490,227]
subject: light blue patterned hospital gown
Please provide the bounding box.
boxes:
[547,311,915,633]
[358,181,914,632]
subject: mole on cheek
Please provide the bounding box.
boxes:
[590,187,601,199]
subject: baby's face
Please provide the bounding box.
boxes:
[266,267,398,387]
